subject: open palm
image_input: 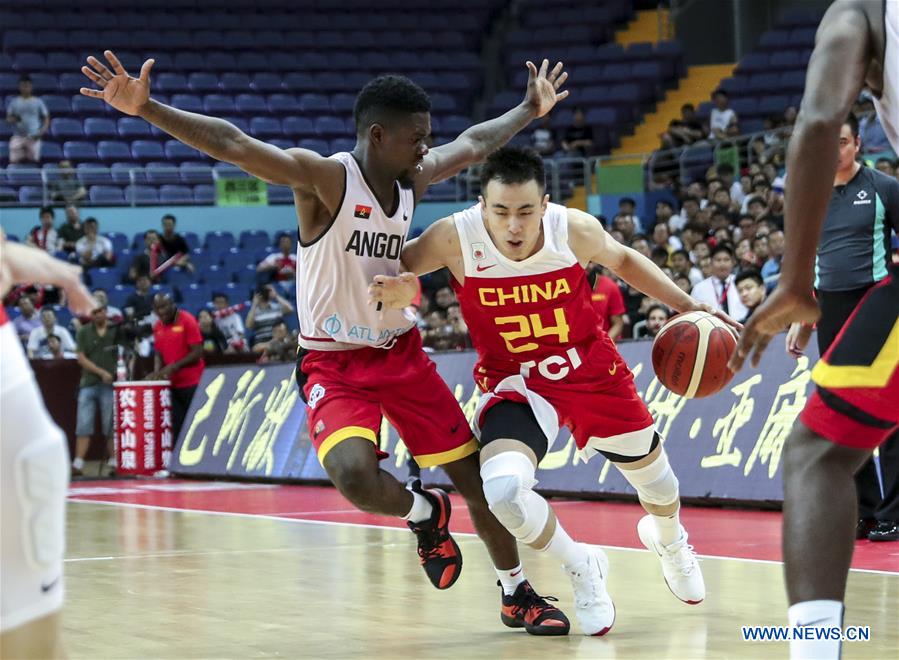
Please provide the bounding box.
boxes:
[80,50,155,117]
[523,59,569,118]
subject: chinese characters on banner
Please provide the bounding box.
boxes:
[114,381,174,476]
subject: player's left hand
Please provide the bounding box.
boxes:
[368,272,419,311]
[729,287,819,372]
[523,59,569,118]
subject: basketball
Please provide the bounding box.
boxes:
[651,311,738,398]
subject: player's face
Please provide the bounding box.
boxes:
[837,124,860,171]
[480,179,548,260]
[377,112,430,184]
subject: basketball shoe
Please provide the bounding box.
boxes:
[637,515,705,604]
[406,479,462,590]
[566,544,616,636]
[499,580,570,635]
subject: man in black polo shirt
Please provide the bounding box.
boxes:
[787,113,899,542]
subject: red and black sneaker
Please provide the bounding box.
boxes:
[500,580,570,636]
[406,479,462,590]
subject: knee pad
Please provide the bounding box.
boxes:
[15,429,69,569]
[618,450,679,506]
[480,452,548,543]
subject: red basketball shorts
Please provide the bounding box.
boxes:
[297,329,477,467]
[800,270,899,450]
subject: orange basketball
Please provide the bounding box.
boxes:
[651,311,738,398]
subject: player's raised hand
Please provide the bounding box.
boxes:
[368,273,419,310]
[523,59,569,118]
[728,287,819,371]
[80,50,155,116]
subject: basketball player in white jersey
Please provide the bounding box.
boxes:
[1,230,95,658]
[79,51,575,632]
[370,147,739,635]
[730,1,899,657]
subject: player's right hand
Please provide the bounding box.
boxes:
[785,322,813,358]
[80,50,154,116]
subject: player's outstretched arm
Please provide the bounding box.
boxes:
[567,209,741,329]
[0,231,96,316]
[368,216,459,309]
[415,59,569,195]
[79,51,342,194]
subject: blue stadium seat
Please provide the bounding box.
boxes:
[758,94,790,116]
[5,165,42,186]
[283,116,315,138]
[42,94,71,115]
[249,117,283,138]
[97,141,133,163]
[314,116,346,137]
[165,140,204,162]
[70,94,107,116]
[171,94,204,113]
[213,162,249,179]
[232,264,259,289]
[193,185,216,204]
[251,73,283,94]
[183,232,200,251]
[63,141,98,162]
[266,94,297,115]
[188,249,218,272]
[769,50,802,70]
[108,284,131,309]
[204,52,237,72]
[758,30,791,51]
[146,162,182,185]
[117,117,152,138]
[267,186,294,204]
[18,186,45,204]
[40,142,63,163]
[77,162,113,186]
[220,72,252,93]
[187,72,220,94]
[181,283,212,311]
[299,94,331,114]
[124,185,159,205]
[236,94,268,115]
[156,73,189,93]
[131,141,165,162]
[160,185,194,204]
[737,52,770,74]
[201,264,232,289]
[51,118,84,140]
[203,94,236,114]
[89,185,125,205]
[111,162,143,185]
[205,231,237,252]
[90,267,121,290]
[779,71,805,93]
[330,138,355,154]
[283,73,317,93]
[179,162,214,185]
[239,230,271,251]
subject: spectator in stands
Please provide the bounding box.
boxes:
[673,273,693,294]
[92,288,123,324]
[671,196,700,232]
[633,304,671,340]
[588,265,625,341]
[613,213,637,242]
[128,230,164,283]
[691,244,747,320]
[670,249,703,286]
[74,218,114,270]
[858,96,892,153]
[618,197,642,230]
[259,321,298,362]
[735,268,767,323]
[737,214,757,242]
[531,115,555,156]
[72,304,122,476]
[660,103,704,148]
[691,237,711,264]
[56,205,84,257]
[708,89,739,140]
[50,161,87,204]
[874,157,896,177]
[247,284,293,352]
[653,199,675,229]
[42,333,76,360]
[433,286,458,312]
[735,238,757,270]
[650,246,670,270]
[197,308,227,356]
[27,307,76,359]
[751,234,770,268]
[761,228,784,285]
[680,222,706,257]
[651,221,682,253]
[716,163,744,206]
[13,295,41,344]
[159,214,193,271]
[124,274,155,322]
[745,195,768,220]
[211,292,248,352]
[148,293,205,441]
[256,233,297,295]
[561,106,594,157]
[26,207,58,252]
[5,75,49,164]
[629,234,652,259]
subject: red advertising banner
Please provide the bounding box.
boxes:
[114,381,174,476]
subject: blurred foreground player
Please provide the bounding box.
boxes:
[0,230,95,658]
[79,50,573,631]
[372,148,740,634]
[730,1,899,657]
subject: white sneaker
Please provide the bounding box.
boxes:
[637,515,705,604]
[566,544,616,636]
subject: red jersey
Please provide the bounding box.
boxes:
[451,203,624,389]
[0,306,8,326]
[590,274,625,330]
[153,309,205,389]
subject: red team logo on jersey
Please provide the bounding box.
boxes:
[354,204,372,219]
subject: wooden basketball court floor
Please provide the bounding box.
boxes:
[63,480,898,659]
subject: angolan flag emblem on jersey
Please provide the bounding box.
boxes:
[354,204,372,219]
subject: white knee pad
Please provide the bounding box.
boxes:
[617,450,680,506]
[481,451,548,544]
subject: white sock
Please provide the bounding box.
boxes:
[788,600,844,659]
[543,522,589,570]
[401,490,433,524]
[72,457,84,469]
[652,512,683,546]
[496,563,526,595]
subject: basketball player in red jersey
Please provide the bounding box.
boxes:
[79,52,572,632]
[371,147,739,635]
[1,230,95,658]
[730,2,899,657]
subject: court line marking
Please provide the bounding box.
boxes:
[68,498,899,577]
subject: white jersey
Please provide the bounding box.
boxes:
[873,0,899,151]
[453,202,577,279]
[296,152,416,351]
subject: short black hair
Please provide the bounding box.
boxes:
[354,75,430,134]
[735,268,764,287]
[144,229,158,238]
[656,199,674,209]
[39,206,54,217]
[651,246,669,260]
[683,222,706,235]
[875,157,894,166]
[84,217,98,226]
[844,112,859,139]
[646,303,670,318]
[672,249,691,261]
[717,162,735,176]
[681,195,700,208]
[711,244,735,260]
[619,197,636,207]
[479,146,545,193]
[19,74,31,83]
[713,88,728,98]
[681,103,695,112]
[162,213,176,224]
[47,333,60,342]
[212,291,229,301]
